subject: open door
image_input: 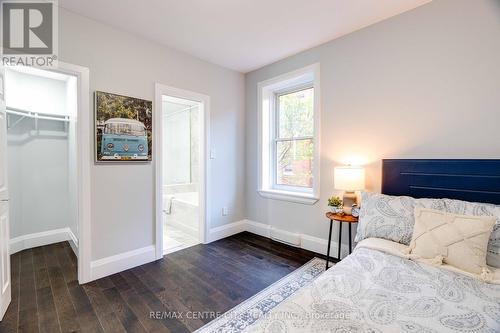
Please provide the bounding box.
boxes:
[0,64,11,321]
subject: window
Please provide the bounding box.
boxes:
[258,64,320,204]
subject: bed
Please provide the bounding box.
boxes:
[198,159,500,333]
[245,241,500,332]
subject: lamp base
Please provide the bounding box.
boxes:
[342,191,357,215]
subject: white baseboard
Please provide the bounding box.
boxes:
[207,219,350,259]
[269,227,301,246]
[86,218,347,282]
[245,220,270,238]
[207,220,246,242]
[67,228,79,257]
[300,234,349,258]
[90,245,156,281]
[10,228,77,255]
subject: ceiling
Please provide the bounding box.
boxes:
[59,0,431,73]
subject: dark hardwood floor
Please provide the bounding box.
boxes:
[0,232,320,333]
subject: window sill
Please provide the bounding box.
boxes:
[258,189,319,205]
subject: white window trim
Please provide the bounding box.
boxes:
[257,63,321,205]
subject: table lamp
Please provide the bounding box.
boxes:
[334,166,365,215]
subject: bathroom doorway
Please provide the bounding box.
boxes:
[154,85,209,257]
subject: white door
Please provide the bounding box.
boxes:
[0,66,11,321]
[0,68,7,201]
[0,202,10,321]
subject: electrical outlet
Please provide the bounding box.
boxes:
[222,207,228,216]
[210,149,216,159]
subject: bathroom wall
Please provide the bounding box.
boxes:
[189,106,200,185]
[164,107,191,185]
[163,101,200,192]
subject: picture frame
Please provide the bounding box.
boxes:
[94,91,153,162]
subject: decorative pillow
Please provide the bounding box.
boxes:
[444,198,500,268]
[355,192,445,245]
[409,208,495,275]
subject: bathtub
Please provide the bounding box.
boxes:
[173,192,199,206]
[163,191,199,238]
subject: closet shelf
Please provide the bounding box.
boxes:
[6,107,71,131]
[6,107,71,122]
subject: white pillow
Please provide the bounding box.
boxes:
[444,198,500,268]
[409,208,495,275]
[356,192,445,245]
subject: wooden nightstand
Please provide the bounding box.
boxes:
[325,212,358,270]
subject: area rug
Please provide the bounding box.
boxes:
[195,257,326,333]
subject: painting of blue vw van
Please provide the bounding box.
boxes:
[100,118,149,160]
[95,91,152,162]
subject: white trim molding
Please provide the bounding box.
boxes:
[257,189,319,205]
[207,219,350,259]
[50,62,92,284]
[257,63,321,205]
[207,220,247,243]
[90,245,156,281]
[67,228,79,257]
[10,228,78,256]
[154,84,211,260]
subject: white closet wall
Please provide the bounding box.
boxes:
[5,69,77,246]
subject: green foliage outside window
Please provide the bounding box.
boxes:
[276,87,314,187]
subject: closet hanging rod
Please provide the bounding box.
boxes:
[6,107,70,122]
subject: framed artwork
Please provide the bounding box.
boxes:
[95,91,152,162]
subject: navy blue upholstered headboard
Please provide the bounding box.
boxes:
[382,159,500,205]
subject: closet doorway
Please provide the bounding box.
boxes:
[2,64,91,286]
[154,84,210,258]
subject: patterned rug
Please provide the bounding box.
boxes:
[195,257,326,333]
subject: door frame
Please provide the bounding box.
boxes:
[47,62,92,283]
[154,83,210,260]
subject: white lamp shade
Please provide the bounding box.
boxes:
[334,166,365,191]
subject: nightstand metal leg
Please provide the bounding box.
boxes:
[349,223,352,254]
[338,221,342,260]
[326,220,333,270]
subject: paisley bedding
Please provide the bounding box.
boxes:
[244,242,500,333]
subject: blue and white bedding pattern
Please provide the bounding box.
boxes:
[243,246,500,333]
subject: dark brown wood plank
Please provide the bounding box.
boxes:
[17,249,39,333]
[83,281,128,333]
[33,246,61,333]
[121,267,193,332]
[2,233,318,332]
[44,243,81,333]
[102,286,148,333]
[108,273,170,333]
[55,242,104,333]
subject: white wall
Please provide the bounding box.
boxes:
[244,0,500,244]
[8,136,71,238]
[4,70,67,116]
[58,8,246,260]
